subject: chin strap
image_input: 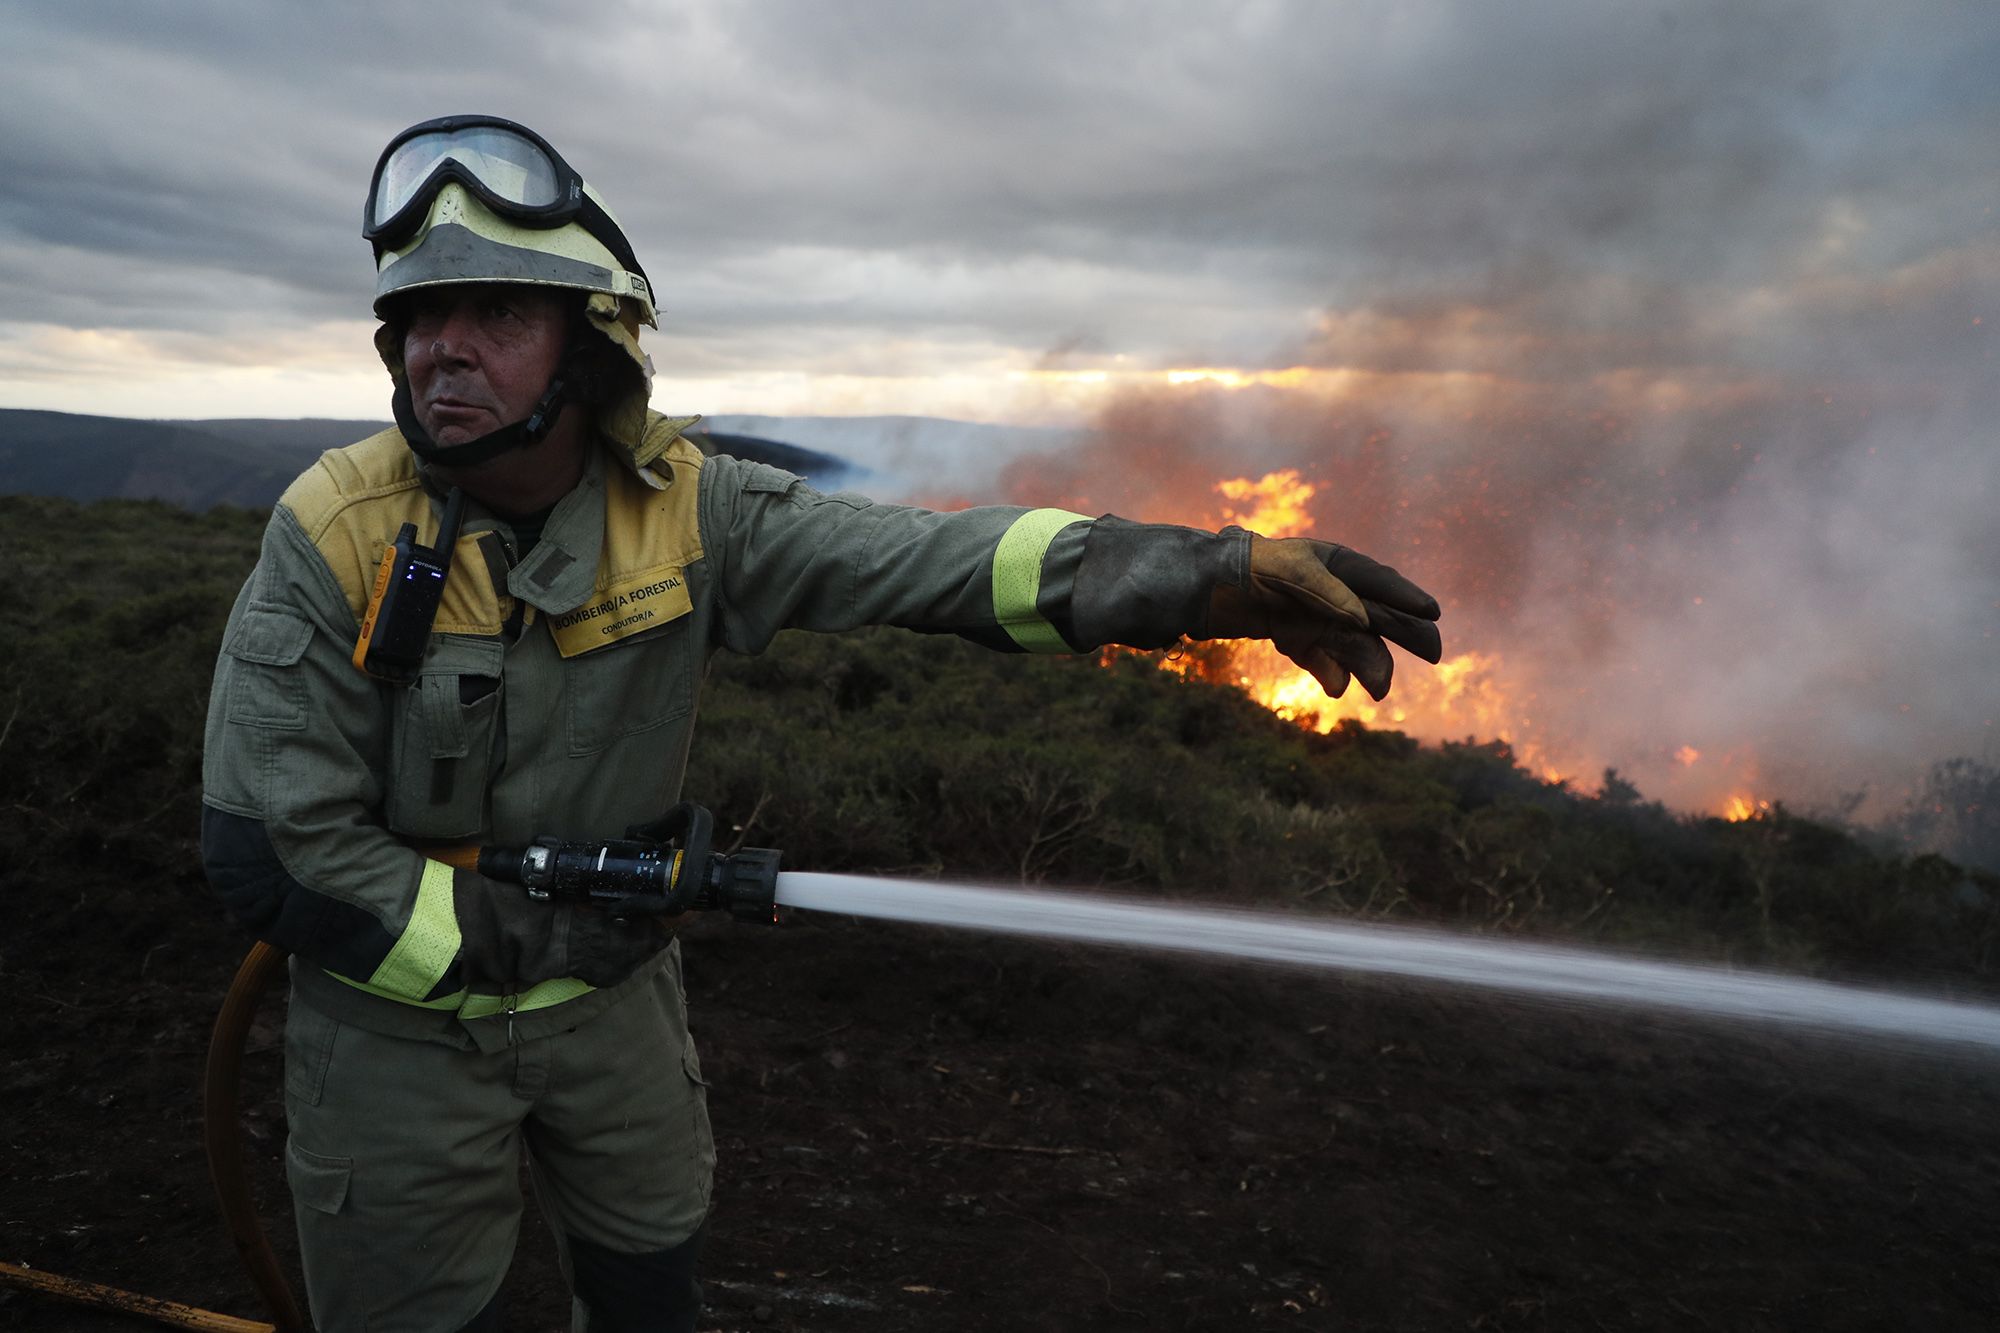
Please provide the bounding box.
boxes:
[394,373,573,469]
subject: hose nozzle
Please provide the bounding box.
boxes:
[478,802,781,922]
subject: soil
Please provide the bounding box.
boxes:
[7,859,2000,1332]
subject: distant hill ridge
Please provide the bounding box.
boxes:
[0,409,854,511]
[0,410,348,510]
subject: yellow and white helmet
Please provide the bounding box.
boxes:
[365,115,657,456]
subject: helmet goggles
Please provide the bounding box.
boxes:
[364,114,647,285]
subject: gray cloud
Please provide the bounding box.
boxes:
[7,0,1994,364]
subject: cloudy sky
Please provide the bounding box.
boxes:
[3,0,1996,819]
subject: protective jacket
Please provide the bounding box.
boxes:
[201,410,1247,1048]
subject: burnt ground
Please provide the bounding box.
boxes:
[6,861,2000,1332]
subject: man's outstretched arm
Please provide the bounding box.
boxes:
[698,455,1441,700]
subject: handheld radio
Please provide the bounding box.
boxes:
[351,488,467,685]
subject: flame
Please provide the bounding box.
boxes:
[1097,468,1769,806]
[1261,648,1562,779]
[1721,793,1773,822]
[1140,636,1570,783]
[1104,468,1575,783]
[1217,469,1317,537]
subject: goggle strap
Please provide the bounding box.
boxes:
[575,195,651,295]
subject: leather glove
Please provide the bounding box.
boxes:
[453,873,668,991]
[1200,535,1443,701]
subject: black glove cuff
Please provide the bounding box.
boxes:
[453,871,567,990]
[1068,517,1248,650]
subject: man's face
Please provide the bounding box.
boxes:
[402,285,567,447]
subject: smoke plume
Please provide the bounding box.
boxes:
[989,293,1998,822]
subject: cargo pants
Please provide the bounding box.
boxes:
[282,963,713,1332]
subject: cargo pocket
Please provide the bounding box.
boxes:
[286,1139,353,1217]
[566,617,696,757]
[386,634,504,839]
[224,603,313,730]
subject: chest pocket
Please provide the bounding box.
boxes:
[386,633,504,839]
[565,615,698,757]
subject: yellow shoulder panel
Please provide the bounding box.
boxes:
[278,430,430,621]
[553,427,707,658]
[603,431,705,573]
[279,429,422,538]
[283,424,706,638]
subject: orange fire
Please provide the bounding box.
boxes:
[1721,794,1773,822]
[1158,640,1569,783]
[1096,467,1776,808]
[1134,469,1573,783]
[1213,467,1317,538]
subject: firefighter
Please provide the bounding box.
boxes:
[200,114,1442,1333]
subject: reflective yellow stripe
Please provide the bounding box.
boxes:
[459,977,595,1018]
[992,509,1088,653]
[328,974,595,1015]
[329,970,468,1009]
[329,857,601,1015]
[365,858,463,1001]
